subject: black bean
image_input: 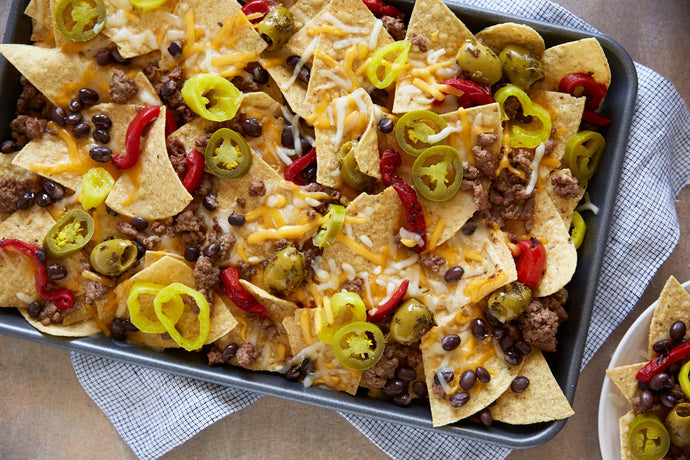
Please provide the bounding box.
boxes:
[203,243,221,257]
[168,40,183,58]
[511,376,530,393]
[43,180,65,200]
[369,88,389,106]
[1,140,17,153]
[377,117,394,134]
[491,327,506,341]
[51,107,67,126]
[242,118,262,137]
[382,378,405,398]
[459,370,476,391]
[252,66,269,84]
[285,55,300,67]
[461,220,477,235]
[284,365,301,381]
[504,350,523,366]
[16,192,35,210]
[35,192,52,207]
[95,49,112,66]
[449,391,470,407]
[65,113,83,125]
[202,195,218,211]
[393,392,412,406]
[638,390,654,412]
[110,318,127,341]
[27,301,43,318]
[500,335,514,352]
[110,48,130,64]
[515,340,532,356]
[475,366,491,383]
[297,66,310,83]
[637,380,650,392]
[161,79,177,98]
[653,339,674,355]
[221,343,239,361]
[471,318,488,340]
[396,367,417,382]
[92,113,112,130]
[93,129,110,144]
[89,146,112,163]
[444,265,464,283]
[68,98,83,113]
[122,318,139,332]
[78,88,99,106]
[46,264,67,280]
[671,321,687,342]
[299,137,313,151]
[280,126,294,148]
[106,205,118,216]
[412,381,428,397]
[228,214,246,227]
[433,370,454,384]
[649,373,670,391]
[299,358,314,376]
[184,247,200,262]
[661,393,677,408]
[72,122,91,138]
[442,334,461,351]
[131,216,148,230]
[478,408,493,426]
[133,240,146,259]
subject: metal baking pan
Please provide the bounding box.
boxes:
[0,0,637,448]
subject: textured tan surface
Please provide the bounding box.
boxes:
[0,1,689,459]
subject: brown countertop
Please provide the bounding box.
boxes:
[0,1,688,458]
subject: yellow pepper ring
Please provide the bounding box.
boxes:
[569,211,586,249]
[366,40,411,89]
[153,283,211,351]
[81,167,114,211]
[181,74,243,122]
[126,282,183,334]
[316,291,367,344]
[679,360,690,399]
[129,0,167,9]
[494,84,552,149]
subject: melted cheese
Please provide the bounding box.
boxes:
[334,233,386,266]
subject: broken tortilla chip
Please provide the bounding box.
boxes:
[606,362,646,405]
[540,37,611,92]
[648,276,690,358]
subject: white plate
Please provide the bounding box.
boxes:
[598,280,690,459]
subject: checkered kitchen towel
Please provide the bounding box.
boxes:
[71,0,690,459]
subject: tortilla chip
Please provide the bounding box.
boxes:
[239,280,299,324]
[540,38,612,92]
[619,410,636,460]
[475,23,545,57]
[282,308,361,395]
[648,276,690,357]
[0,45,159,108]
[421,315,522,427]
[25,0,53,42]
[606,362,646,404]
[531,90,586,163]
[18,303,100,337]
[285,0,329,28]
[0,208,56,307]
[532,190,577,297]
[491,350,574,424]
[393,0,473,113]
[544,168,585,228]
[121,256,237,349]
[106,107,193,220]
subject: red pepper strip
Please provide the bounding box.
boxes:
[112,106,161,170]
[582,110,611,126]
[367,279,409,323]
[241,0,271,23]
[362,0,401,18]
[220,267,267,320]
[380,148,427,253]
[434,78,494,108]
[636,341,690,384]
[181,149,204,193]
[284,147,316,185]
[559,73,608,111]
[515,238,546,288]
[164,108,177,137]
[0,238,74,310]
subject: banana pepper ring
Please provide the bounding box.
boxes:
[181,74,243,122]
[494,84,552,149]
[153,283,211,351]
[126,282,183,334]
[366,40,411,89]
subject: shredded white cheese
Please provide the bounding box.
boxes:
[524,142,547,195]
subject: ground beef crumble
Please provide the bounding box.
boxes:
[248,179,266,197]
[147,65,196,125]
[166,136,187,179]
[0,176,40,213]
[516,288,569,352]
[420,254,446,272]
[85,281,108,305]
[116,221,161,250]
[172,208,206,247]
[235,343,261,367]
[551,171,582,199]
[409,33,428,52]
[340,278,364,295]
[109,70,139,104]
[381,15,406,41]
[193,255,219,303]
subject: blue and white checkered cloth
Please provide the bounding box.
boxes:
[71,1,690,458]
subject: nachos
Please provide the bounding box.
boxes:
[1,0,613,428]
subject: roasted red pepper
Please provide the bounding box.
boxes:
[559,73,608,111]
[181,149,204,193]
[515,238,546,288]
[284,147,316,185]
[241,0,272,23]
[113,106,161,169]
[0,238,74,310]
[582,110,611,126]
[220,267,267,319]
[367,279,409,323]
[434,78,494,108]
[362,0,401,18]
[164,108,177,136]
[380,148,427,253]
[636,341,690,384]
